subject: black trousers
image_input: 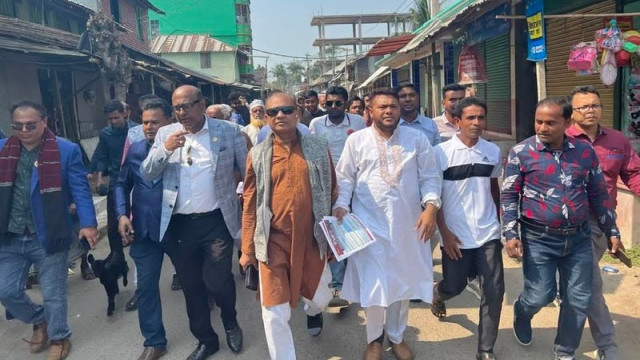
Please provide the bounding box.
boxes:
[162,209,237,346]
[435,239,505,352]
[107,189,124,261]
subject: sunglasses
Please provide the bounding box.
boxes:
[12,122,39,132]
[173,99,202,112]
[325,100,344,108]
[265,106,296,117]
[186,145,192,166]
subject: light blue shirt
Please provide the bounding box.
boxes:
[256,123,311,144]
[399,114,441,146]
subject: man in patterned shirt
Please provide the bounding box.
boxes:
[501,98,618,360]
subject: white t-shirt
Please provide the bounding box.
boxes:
[309,113,366,165]
[435,135,502,249]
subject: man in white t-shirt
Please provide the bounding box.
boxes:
[309,86,365,308]
[433,97,505,360]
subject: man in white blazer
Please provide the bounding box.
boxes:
[141,85,247,360]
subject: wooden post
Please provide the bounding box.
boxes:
[535,61,546,100]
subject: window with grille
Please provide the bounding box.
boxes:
[235,4,249,24]
[109,0,120,22]
[200,53,211,69]
[150,19,160,39]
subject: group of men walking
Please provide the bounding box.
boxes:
[0,80,637,360]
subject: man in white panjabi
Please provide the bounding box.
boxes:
[332,89,442,360]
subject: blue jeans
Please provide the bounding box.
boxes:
[129,236,167,347]
[329,260,346,290]
[515,224,593,357]
[0,233,71,340]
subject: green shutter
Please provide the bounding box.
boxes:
[484,34,510,133]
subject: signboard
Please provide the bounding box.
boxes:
[458,46,488,85]
[526,0,547,61]
[466,4,511,46]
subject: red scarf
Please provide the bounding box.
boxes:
[0,128,67,253]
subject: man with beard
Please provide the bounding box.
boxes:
[432,84,465,142]
[309,86,365,308]
[302,90,326,126]
[241,100,267,146]
[334,89,441,360]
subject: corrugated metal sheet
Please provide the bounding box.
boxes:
[151,35,235,54]
[366,34,414,57]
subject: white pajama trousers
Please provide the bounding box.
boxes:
[260,263,332,360]
[365,300,410,344]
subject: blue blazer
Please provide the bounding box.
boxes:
[115,139,163,242]
[0,137,97,251]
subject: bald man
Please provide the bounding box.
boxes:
[141,86,247,359]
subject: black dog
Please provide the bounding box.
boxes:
[87,253,129,316]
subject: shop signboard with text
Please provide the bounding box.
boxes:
[526,0,547,61]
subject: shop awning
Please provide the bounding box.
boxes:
[401,0,493,53]
[0,37,88,57]
[367,34,415,57]
[357,66,390,89]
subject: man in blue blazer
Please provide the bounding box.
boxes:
[0,101,98,360]
[115,99,174,360]
[141,85,247,360]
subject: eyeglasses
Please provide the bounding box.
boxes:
[265,106,296,117]
[173,99,202,112]
[11,122,39,132]
[573,104,603,112]
[185,145,192,166]
[325,100,343,108]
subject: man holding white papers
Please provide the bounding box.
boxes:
[240,92,337,359]
[333,89,442,360]
[432,97,504,360]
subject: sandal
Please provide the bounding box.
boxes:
[430,298,446,318]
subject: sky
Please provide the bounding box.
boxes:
[251,0,417,67]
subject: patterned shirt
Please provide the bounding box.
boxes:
[501,135,619,240]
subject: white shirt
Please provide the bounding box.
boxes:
[334,126,442,307]
[170,121,218,214]
[435,135,502,248]
[309,113,366,165]
[432,113,459,142]
[241,123,261,145]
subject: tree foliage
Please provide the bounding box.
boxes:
[410,0,431,28]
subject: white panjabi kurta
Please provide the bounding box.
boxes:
[334,125,442,307]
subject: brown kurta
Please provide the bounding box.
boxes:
[242,136,332,307]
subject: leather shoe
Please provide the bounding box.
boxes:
[137,346,167,360]
[363,342,383,360]
[46,338,71,360]
[391,340,415,360]
[125,293,139,311]
[476,351,497,360]
[225,325,243,353]
[28,321,49,353]
[186,342,219,360]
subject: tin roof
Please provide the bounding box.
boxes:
[151,35,236,54]
[366,34,415,57]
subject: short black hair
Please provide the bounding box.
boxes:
[348,96,363,108]
[453,97,487,119]
[368,88,399,104]
[265,90,296,107]
[394,83,418,94]
[568,85,600,103]
[104,100,125,114]
[537,97,572,120]
[143,98,173,119]
[138,94,160,108]
[325,86,349,101]
[442,83,466,97]
[11,101,47,118]
[228,92,242,102]
[304,90,319,99]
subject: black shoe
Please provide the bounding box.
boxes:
[306,313,323,336]
[476,351,497,360]
[186,342,219,360]
[513,299,532,346]
[125,294,139,311]
[225,325,243,353]
[171,274,181,291]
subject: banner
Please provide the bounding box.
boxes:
[457,46,488,85]
[526,0,547,61]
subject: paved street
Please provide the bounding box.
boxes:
[1,236,639,360]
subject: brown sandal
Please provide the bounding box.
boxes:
[430,298,446,318]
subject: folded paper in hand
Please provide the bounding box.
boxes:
[320,214,376,261]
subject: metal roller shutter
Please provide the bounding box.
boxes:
[545,1,615,128]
